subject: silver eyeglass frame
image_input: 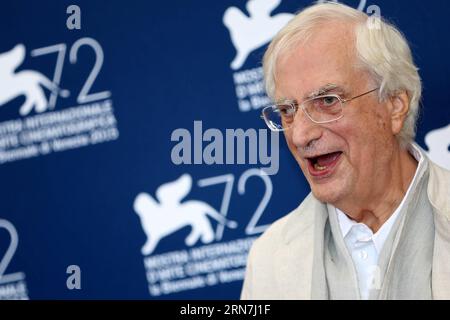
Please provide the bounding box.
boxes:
[261,87,380,132]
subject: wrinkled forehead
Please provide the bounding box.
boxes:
[274,22,364,100]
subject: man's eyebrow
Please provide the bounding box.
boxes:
[304,83,343,100]
[275,83,344,104]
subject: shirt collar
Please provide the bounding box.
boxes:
[332,142,424,253]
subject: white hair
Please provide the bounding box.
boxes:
[263,2,422,147]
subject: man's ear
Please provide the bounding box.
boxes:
[388,91,410,135]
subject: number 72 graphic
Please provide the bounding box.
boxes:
[0,219,25,284]
[198,168,273,241]
[31,37,111,110]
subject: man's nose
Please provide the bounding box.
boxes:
[290,108,323,149]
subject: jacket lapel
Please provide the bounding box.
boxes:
[276,195,328,299]
[269,159,450,299]
[432,212,450,299]
[428,162,450,299]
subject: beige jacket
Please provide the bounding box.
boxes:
[241,161,450,300]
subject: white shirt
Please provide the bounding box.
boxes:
[329,143,424,299]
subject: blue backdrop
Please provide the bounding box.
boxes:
[0,0,448,299]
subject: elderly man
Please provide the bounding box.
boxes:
[241,2,450,300]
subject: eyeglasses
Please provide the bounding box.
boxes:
[261,88,379,132]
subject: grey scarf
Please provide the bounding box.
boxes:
[311,157,434,300]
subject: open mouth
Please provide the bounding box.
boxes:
[306,151,343,176]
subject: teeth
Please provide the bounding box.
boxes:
[314,163,327,171]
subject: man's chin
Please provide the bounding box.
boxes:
[306,165,349,204]
[310,185,343,204]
